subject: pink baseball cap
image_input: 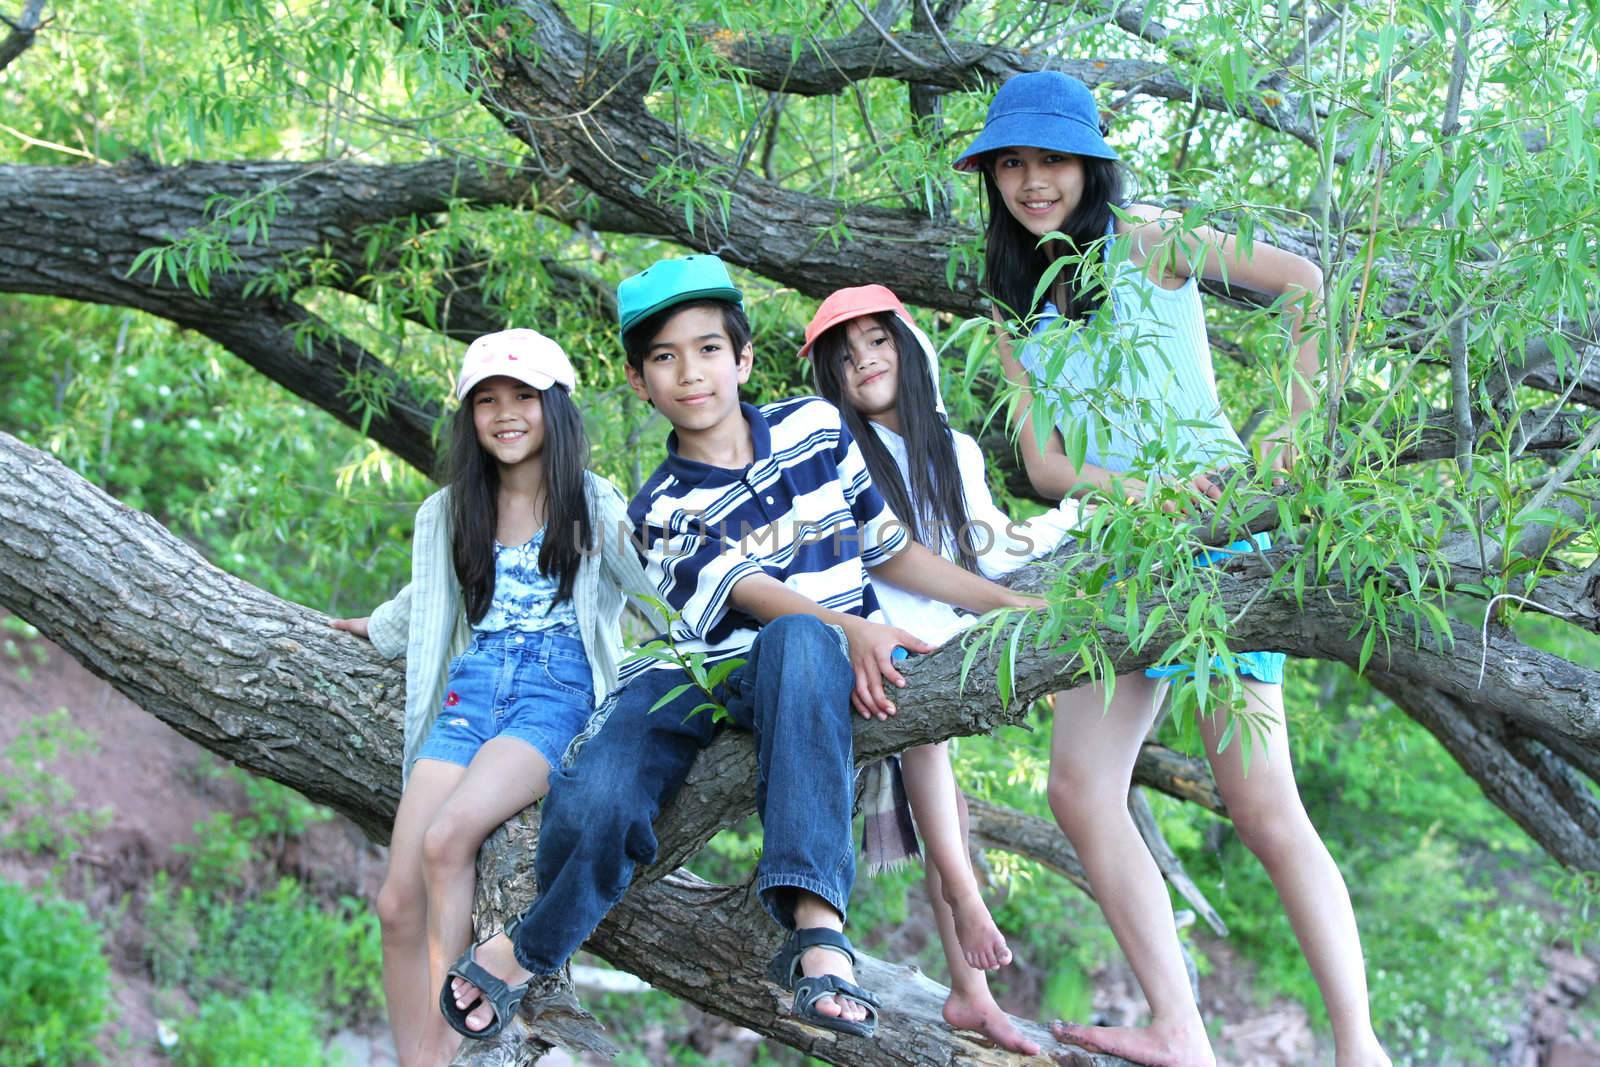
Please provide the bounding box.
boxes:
[796,285,909,362]
[456,329,578,400]
[798,284,946,415]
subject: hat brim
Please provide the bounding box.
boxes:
[456,367,563,401]
[797,300,905,361]
[619,285,744,335]
[953,112,1119,172]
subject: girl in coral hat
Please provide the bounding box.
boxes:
[804,285,1079,1055]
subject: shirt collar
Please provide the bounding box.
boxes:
[662,402,770,486]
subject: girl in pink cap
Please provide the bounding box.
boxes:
[330,330,656,1064]
[804,285,1080,1055]
[960,71,1388,1067]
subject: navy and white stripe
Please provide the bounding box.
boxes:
[622,397,907,681]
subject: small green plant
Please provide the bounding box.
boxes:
[173,765,332,890]
[1,616,48,684]
[0,881,111,1066]
[171,991,329,1067]
[142,875,382,1023]
[630,595,743,723]
[0,709,113,862]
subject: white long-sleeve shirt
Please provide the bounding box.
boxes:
[869,423,1080,645]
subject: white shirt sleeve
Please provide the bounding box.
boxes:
[952,431,1080,579]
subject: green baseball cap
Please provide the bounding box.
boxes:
[617,254,745,336]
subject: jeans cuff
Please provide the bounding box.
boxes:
[755,873,850,929]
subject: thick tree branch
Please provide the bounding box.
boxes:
[0,158,535,473]
[696,28,1337,158]
[0,0,45,72]
[1374,676,1600,870]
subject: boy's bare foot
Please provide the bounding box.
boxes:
[945,889,1012,971]
[1050,1019,1215,1067]
[799,944,871,1024]
[451,932,534,1033]
[944,986,1039,1055]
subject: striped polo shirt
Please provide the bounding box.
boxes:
[622,396,907,681]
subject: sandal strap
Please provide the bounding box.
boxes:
[447,956,515,1003]
[768,927,860,990]
[440,943,532,1038]
[791,927,857,966]
[795,973,880,1012]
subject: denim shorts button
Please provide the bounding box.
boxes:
[765,495,774,504]
[513,635,524,644]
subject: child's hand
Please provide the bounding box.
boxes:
[1005,591,1049,612]
[840,618,937,720]
[330,616,371,641]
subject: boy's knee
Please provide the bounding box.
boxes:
[544,775,657,864]
[763,614,840,660]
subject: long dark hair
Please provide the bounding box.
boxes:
[811,312,979,572]
[979,155,1125,328]
[444,382,594,624]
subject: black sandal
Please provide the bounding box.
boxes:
[767,927,881,1038]
[439,940,532,1040]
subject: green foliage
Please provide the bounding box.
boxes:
[0,617,49,685]
[174,765,334,892]
[0,882,111,1066]
[142,874,382,1023]
[170,991,331,1067]
[0,710,114,864]
[4,0,1600,1061]
[632,595,745,723]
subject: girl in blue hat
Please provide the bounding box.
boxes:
[959,71,1389,1067]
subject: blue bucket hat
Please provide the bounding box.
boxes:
[617,254,745,336]
[953,71,1118,172]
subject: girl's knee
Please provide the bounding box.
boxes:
[420,810,480,872]
[1229,801,1313,863]
[375,876,424,933]
[1047,772,1133,835]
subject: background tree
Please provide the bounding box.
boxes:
[1,0,1598,1063]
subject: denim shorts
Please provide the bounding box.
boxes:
[415,627,595,769]
[1144,532,1286,685]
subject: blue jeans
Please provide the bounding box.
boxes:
[510,615,857,976]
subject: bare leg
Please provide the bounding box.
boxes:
[1199,682,1390,1067]
[377,759,466,1067]
[900,743,1011,971]
[912,782,1040,1055]
[419,737,554,1058]
[1046,674,1214,1067]
[790,893,871,1025]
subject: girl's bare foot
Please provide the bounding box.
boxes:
[450,932,534,1033]
[945,889,1012,971]
[943,985,1039,1055]
[1050,1019,1215,1067]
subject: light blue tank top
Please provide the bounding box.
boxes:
[1016,222,1248,476]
